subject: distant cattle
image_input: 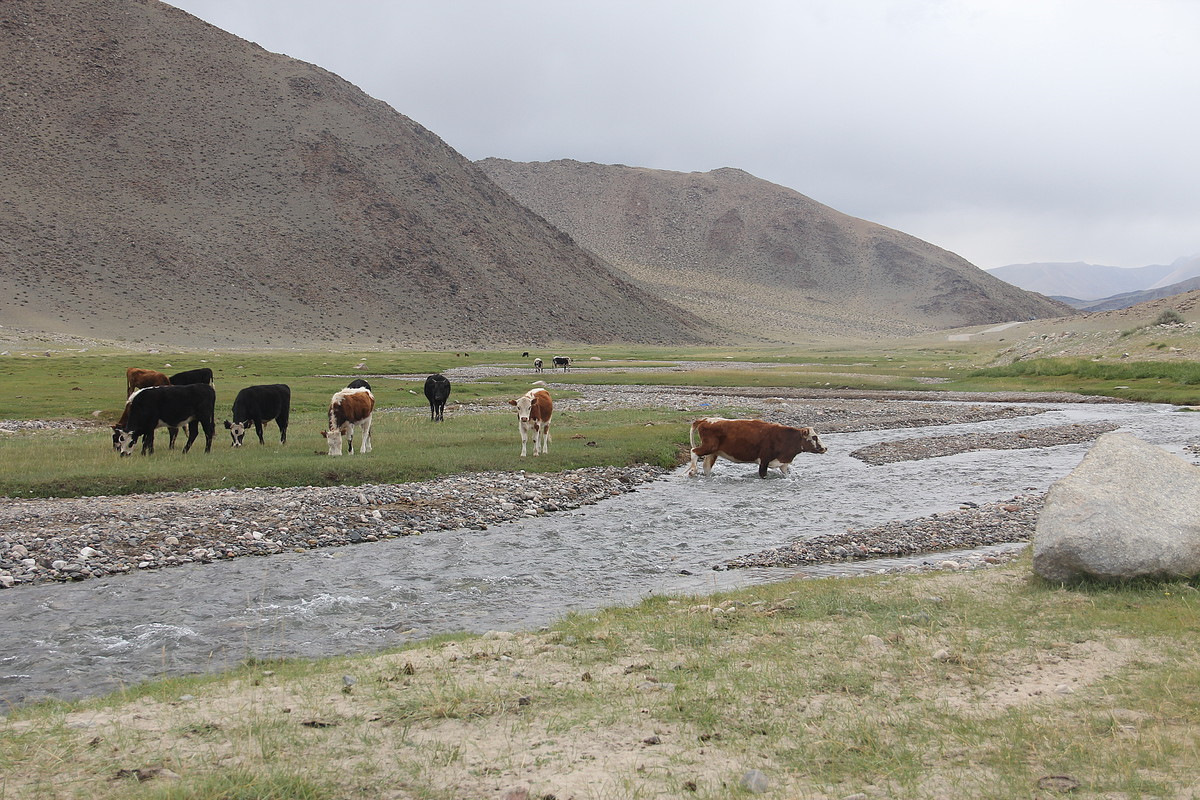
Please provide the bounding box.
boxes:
[125,367,170,397]
[323,387,374,456]
[423,374,451,422]
[552,356,571,372]
[533,358,543,373]
[509,387,553,457]
[112,384,216,456]
[687,417,827,478]
[346,379,372,391]
[169,367,214,387]
[224,384,290,446]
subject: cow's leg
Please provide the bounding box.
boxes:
[758,458,771,478]
[360,417,373,453]
[702,454,718,475]
[777,462,791,477]
[518,420,529,457]
[167,425,179,450]
[535,420,550,455]
[687,450,699,477]
[142,430,155,456]
[254,420,266,445]
[201,419,214,453]
[181,420,200,453]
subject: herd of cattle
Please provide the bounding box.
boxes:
[109,365,828,476]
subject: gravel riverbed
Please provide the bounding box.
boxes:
[0,385,1126,589]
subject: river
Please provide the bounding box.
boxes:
[2,400,1197,709]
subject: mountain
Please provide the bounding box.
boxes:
[477,159,1070,341]
[989,257,1200,302]
[1072,274,1200,312]
[0,0,704,348]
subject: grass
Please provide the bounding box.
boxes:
[3,555,1199,798]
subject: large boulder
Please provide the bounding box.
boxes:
[1033,431,1200,583]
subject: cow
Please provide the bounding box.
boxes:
[552,356,571,372]
[346,378,372,390]
[533,357,543,373]
[322,387,374,456]
[169,367,214,387]
[224,384,290,446]
[125,367,170,397]
[509,387,552,457]
[423,373,451,422]
[112,384,216,456]
[687,417,827,478]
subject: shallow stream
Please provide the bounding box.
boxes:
[3,400,1197,708]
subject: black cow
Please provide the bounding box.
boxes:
[424,373,451,422]
[112,384,216,456]
[224,384,290,446]
[346,379,372,390]
[553,356,571,372]
[169,367,214,386]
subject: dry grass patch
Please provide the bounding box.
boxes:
[4,555,1200,799]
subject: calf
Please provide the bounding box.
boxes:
[224,384,290,446]
[423,373,451,422]
[533,357,543,373]
[112,384,216,456]
[552,356,571,372]
[688,417,827,478]
[322,387,374,456]
[125,367,170,397]
[509,387,553,457]
[169,367,214,387]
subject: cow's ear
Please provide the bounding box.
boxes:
[223,420,232,429]
[320,430,327,438]
[508,399,517,406]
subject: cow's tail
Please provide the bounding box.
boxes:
[689,418,699,451]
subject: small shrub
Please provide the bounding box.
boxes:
[1154,309,1185,326]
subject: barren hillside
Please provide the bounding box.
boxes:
[478,159,1071,342]
[0,0,704,348]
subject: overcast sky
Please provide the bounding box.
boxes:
[168,0,1198,270]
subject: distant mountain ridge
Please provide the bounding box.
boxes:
[478,159,1070,341]
[989,256,1200,303]
[0,0,704,348]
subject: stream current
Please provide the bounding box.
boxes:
[3,400,1198,708]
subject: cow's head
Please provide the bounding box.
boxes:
[224,419,247,447]
[112,427,136,457]
[321,428,343,456]
[801,428,827,454]
[509,395,534,423]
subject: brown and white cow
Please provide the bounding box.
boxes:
[688,417,827,478]
[322,387,374,456]
[321,388,372,455]
[509,387,552,457]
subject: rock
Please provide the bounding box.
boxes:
[741,769,769,793]
[1034,432,1200,582]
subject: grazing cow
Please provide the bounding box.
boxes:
[169,367,214,387]
[125,367,170,397]
[423,373,451,422]
[224,384,290,446]
[508,387,553,457]
[322,387,374,456]
[533,357,543,373]
[687,417,827,478]
[112,384,216,456]
[521,351,530,358]
[346,378,372,390]
[552,356,571,372]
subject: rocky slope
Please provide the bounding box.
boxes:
[0,0,703,348]
[478,159,1071,341]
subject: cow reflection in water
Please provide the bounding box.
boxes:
[688,417,827,478]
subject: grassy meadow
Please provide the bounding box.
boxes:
[4,341,1200,498]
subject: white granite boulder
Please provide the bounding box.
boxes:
[1033,431,1200,583]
